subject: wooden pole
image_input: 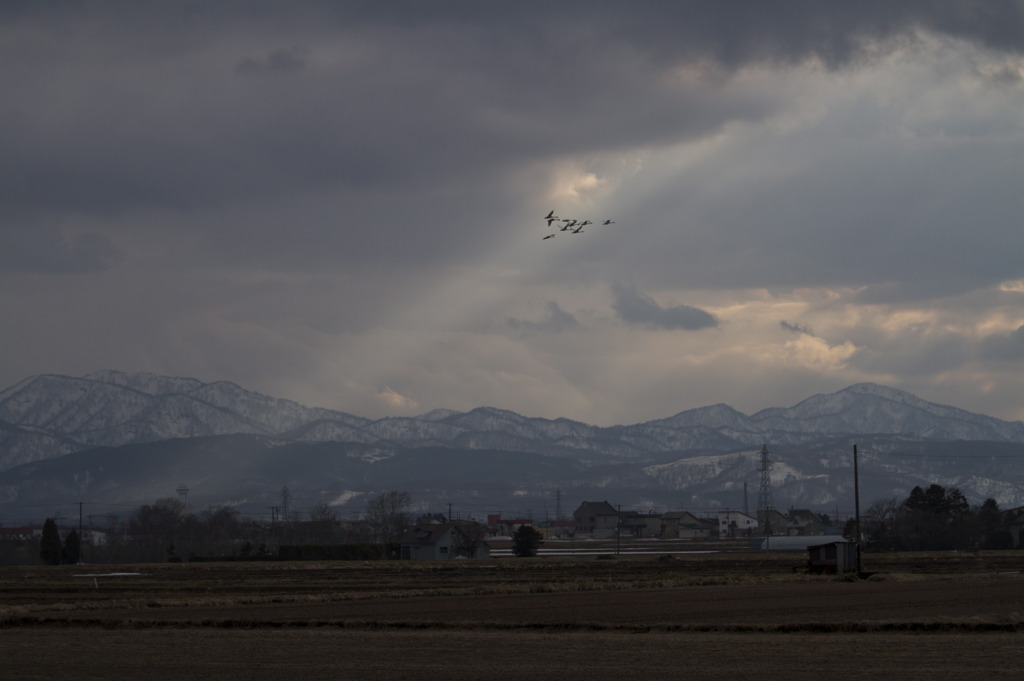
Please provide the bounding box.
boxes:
[853,444,862,574]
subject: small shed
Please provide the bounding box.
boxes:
[805,540,859,575]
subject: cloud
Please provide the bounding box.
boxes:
[780,320,813,335]
[235,48,308,75]
[507,301,580,332]
[0,226,120,273]
[376,387,419,410]
[782,335,857,372]
[979,325,1024,360]
[1,1,1023,427]
[610,284,717,331]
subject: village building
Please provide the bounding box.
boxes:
[717,510,758,538]
[573,501,619,539]
[661,511,717,539]
[757,509,789,536]
[485,514,533,537]
[619,511,662,538]
[398,523,490,560]
[538,519,575,539]
[785,508,826,536]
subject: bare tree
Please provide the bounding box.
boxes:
[307,502,340,543]
[364,491,411,543]
[280,486,292,517]
[451,522,487,558]
[309,502,338,524]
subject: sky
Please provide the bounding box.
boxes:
[1,1,1023,426]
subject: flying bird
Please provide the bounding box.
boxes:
[602,219,615,225]
[544,210,558,221]
[560,219,577,231]
[542,234,555,240]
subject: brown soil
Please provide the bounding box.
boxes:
[5,552,1024,680]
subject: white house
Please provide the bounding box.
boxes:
[717,510,758,538]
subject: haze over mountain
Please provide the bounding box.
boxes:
[1,371,1023,522]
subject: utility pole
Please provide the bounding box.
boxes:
[853,443,862,573]
[757,444,774,538]
[78,501,84,564]
[616,504,621,555]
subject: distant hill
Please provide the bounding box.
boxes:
[2,371,1023,519]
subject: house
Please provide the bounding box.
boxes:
[717,510,758,538]
[620,511,662,538]
[785,509,826,536]
[573,501,619,539]
[661,512,716,539]
[399,523,490,560]
[0,526,40,542]
[757,509,789,536]
[538,519,575,539]
[486,514,533,537]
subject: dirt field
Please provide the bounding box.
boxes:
[4,551,1024,680]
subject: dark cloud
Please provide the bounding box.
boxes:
[235,48,308,75]
[979,325,1024,360]
[507,301,580,332]
[847,329,974,377]
[325,2,1024,67]
[1,1,1023,424]
[780,320,813,335]
[0,226,119,273]
[611,284,717,331]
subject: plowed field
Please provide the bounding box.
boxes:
[4,551,1024,680]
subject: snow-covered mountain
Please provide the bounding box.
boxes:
[2,371,1023,515]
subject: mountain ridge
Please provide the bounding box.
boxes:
[2,371,1024,516]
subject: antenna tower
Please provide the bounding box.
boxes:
[757,444,774,536]
[176,484,190,516]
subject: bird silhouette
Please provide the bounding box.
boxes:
[560,219,577,231]
[542,234,555,240]
[544,210,558,221]
[602,219,615,225]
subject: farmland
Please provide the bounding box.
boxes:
[4,548,1024,680]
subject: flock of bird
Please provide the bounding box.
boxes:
[541,210,615,240]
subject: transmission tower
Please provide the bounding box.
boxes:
[757,444,774,536]
[176,484,190,516]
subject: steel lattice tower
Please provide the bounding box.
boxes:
[757,444,774,536]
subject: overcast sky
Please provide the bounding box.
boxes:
[2,1,1023,426]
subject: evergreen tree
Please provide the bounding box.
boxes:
[40,518,62,565]
[898,484,976,550]
[511,525,544,557]
[61,529,82,565]
[976,498,1013,550]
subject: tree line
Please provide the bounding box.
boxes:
[19,490,417,565]
[856,484,1016,551]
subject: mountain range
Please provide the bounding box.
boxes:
[2,370,1023,522]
